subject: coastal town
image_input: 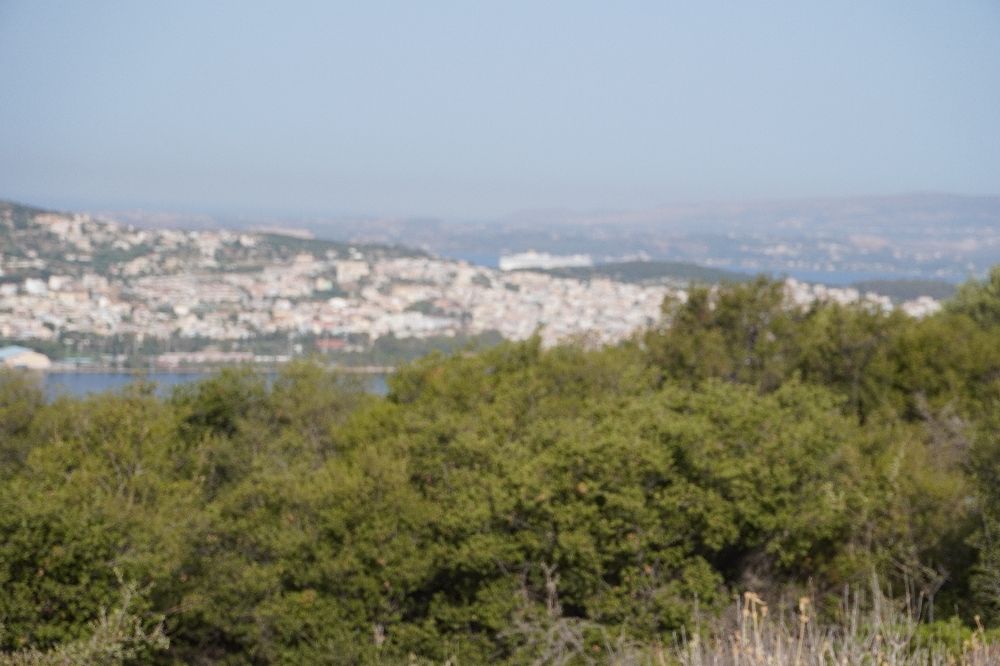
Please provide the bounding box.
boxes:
[1,201,943,369]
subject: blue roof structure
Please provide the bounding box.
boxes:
[0,346,34,360]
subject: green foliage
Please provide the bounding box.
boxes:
[0,487,122,651]
[0,370,44,475]
[645,277,802,390]
[947,266,1000,328]
[171,366,268,439]
[968,404,1000,623]
[2,267,1000,661]
[0,583,168,665]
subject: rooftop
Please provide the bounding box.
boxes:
[0,345,37,360]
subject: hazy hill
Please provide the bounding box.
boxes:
[526,260,750,285]
[14,193,1000,283]
[248,193,1000,282]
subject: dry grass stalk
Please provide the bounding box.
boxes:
[674,581,999,666]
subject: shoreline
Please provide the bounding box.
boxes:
[44,364,396,375]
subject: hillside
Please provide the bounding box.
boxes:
[0,199,962,367]
[0,200,675,361]
[0,199,423,281]
[526,259,750,285]
[278,193,1000,282]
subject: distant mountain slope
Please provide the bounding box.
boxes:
[851,279,957,303]
[526,260,750,285]
[0,199,52,227]
[278,193,1000,282]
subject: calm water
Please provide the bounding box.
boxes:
[43,371,389,399]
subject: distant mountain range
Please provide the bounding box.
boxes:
[307,193,1000,283]
[83,192,1000,283]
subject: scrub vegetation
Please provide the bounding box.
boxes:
[2,268,1000,664]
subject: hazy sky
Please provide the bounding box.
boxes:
[1,1,998,218]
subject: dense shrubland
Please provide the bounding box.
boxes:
[1,268,1000,664]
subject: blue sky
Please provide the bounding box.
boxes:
[1,1,998,218]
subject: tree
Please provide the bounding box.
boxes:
[0,370,44,476]
[948,266,1000,328]
[644,277,804,391]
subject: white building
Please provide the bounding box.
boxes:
[499,251,593,272]
[0,345,52,370]
[334,260,370,284]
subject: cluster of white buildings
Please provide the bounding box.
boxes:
[782,279,942,317]
[0,224,672,348]
[366,258,668,345]
[0,209,947,358]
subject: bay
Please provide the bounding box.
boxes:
[43,371,389,399]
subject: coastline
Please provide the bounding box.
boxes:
[45,363,396,375]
